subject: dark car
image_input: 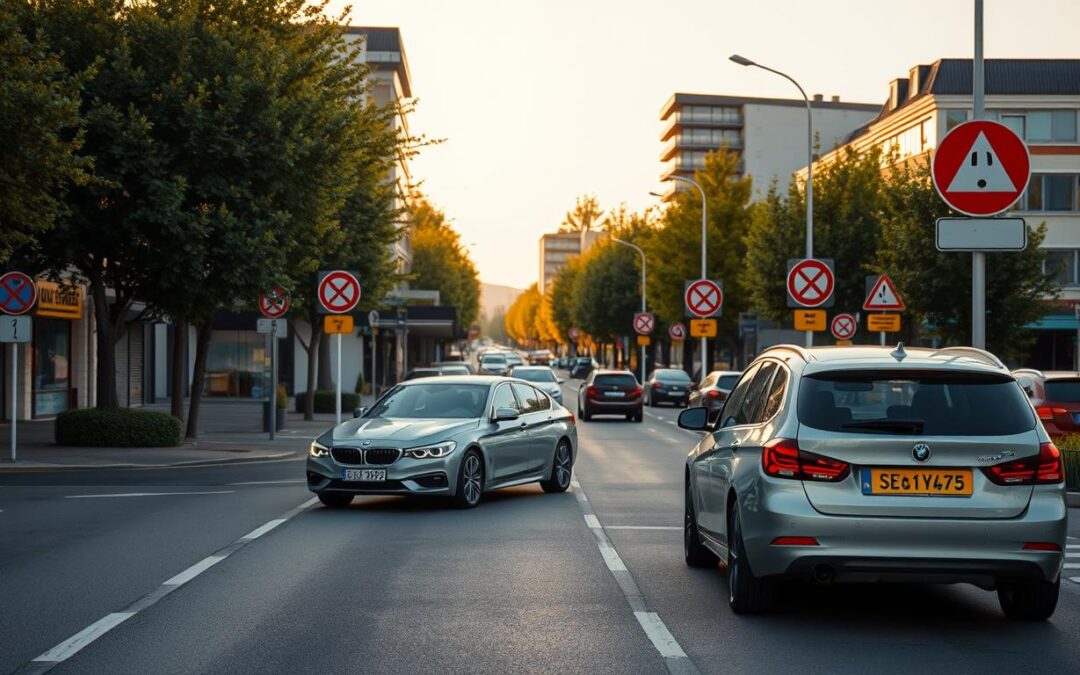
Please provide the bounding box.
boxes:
[577,370,643,422]
[1013,369,1080,437]
[644,369,692,407]
[569,356,597,379]
[688,370,742,421]
[403,368,443,381]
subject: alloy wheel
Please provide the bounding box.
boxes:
[555,443,572,488]
[463,454,482,505]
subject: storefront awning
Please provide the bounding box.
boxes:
[1025,314,1079,331]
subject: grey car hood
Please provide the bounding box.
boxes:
[329,416,480,446]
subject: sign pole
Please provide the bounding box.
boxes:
[971,0,986,349]
[269,322,277,441]
[10,343,16,462]
[372,330,377,400]
[336,333,342,425]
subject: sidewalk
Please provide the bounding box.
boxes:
[0,395,378,472]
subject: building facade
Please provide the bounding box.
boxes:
[539,230,604,289]
[806,59,1080,368]
[659,93,879,199]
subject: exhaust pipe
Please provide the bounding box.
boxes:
[811,564,835,584]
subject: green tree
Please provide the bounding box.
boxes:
[559,194,604,233]
[572,241,639,345]
[409,196,481,328]
[548,256,581,341]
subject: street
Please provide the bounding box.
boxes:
[2,380,1078,675]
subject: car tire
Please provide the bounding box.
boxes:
[317,492,353,508]
[998,578,1060,620]
[727,503,776,614]
[634,411,643,422]
[452,449,484,509]
[540,440,573,493]
[685,482,718,568]
[580,403,591,421]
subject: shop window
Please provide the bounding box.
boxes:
[34,317,71,416]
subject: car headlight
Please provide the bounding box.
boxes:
[403,441,457,460]
[309,441,330,458]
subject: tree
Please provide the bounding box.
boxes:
[548,257,581,342]
[409,196,481,328]
[559,194,603,233]
[572,241,639,345]
[504,284,541,346]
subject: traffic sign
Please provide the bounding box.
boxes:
[368,309,380,327]
[568,327,582,341]
[932,120,1030,217]
[636,335,651,346]
[258,287,290,319]
[867,314,901,332]
[0,272,37,316]
[863,275,904,311]
[324,314,354,334]
[794,310,826,331]
[830,313,857,341]
[668,323,687,341]
[684,279,723,318]
[633,312,655,335]
[935,217,1027,252]
[689,319,717,338]
[316,270,361,314]
[0,315,31,343]
[256,318,288,336]
[786,259,835,308]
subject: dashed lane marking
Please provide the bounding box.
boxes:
[584,514,602,529]
[31,613,135,664]
[240,518,287,541]
[606,525,681,531]
[635,611,688,659]
[162,556,226,587]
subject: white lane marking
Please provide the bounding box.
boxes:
[597,539,628,572]
[606,525,681,531]
[570,480,581,489]
[299,496,319,509]
[163,555,226,586]
[584,514,602,529]
[648,428,659,433]
[1066,544,1080,549]
[1071,577,1080,584]
[65,491,234,499]
[228,479,305,485]
[634,611,688,659]
[1065,563,1080,569]
[32,613,135,663]
[240,518,286,541]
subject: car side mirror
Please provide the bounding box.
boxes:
[493,406,520,421]
[677,406,710,431]
[353,407,367,418]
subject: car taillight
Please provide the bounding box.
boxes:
[1021,542,1061,552]
[628,386,643,399]
[983,442,1063,485]
[771,536,819,546]
[652,382,662,389]
[586,386,598,399]
[706,390,722,399]
[1036,406,1066,421]
[761,438,850,482]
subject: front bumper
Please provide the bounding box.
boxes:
[306,453,460,497]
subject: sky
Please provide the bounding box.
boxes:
[333,0,1080,289]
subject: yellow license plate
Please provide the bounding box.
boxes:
[861,468,973,496]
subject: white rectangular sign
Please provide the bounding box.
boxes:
[0,315,32,343]
[935,217,1027,252]
[256,318,287,336]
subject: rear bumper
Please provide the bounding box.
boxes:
[585,398,642,414]
[651,390,689,403]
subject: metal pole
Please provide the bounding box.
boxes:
[10,343,16,462]
[666,175,709,376]
[972,0,986,349]
[269,324,277,441]
[612,237,648,385]
[880,331,886,346]
[335,333,342,425]
[371,329,377,400]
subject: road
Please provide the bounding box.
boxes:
[1,380,1078,674]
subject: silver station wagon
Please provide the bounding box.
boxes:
[680,344,1067,619]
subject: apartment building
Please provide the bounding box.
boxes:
[539,230,605,289]
[659,93,879,199]
[807,59,1080,368]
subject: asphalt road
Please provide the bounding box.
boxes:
[1,380,1078,674]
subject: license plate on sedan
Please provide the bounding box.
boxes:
[604,391,626,398]
[669,389,684,395]
[860,468,972,496]
[342,468,386,482]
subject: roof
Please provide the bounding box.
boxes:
[345,26,412,97]
[660,92,879,120]
[763,344,1010,376]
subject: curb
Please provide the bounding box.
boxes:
[0,450,298,473]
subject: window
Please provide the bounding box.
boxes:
[655,369,691,384]
[1027,111,1052,142]
[1001,114,1025,138]
[735,362,776,426]
[760,368,789,421]
[594,374,637,387]
[1045,378,1080,402]
[717,374,741,391]
[1021,174,1080,212]
[366,383,489,419]
[1053,110,1077,141]
[491,384,520,413]
[1044,250,1078,286]
[945,109,968,131]
[718,363,758,427]
[512,383,545,414]
[998,110,1077,142]
[33,317,71,416]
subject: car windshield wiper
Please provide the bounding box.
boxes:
[839,419,924,434]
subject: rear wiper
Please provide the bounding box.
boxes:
[839,419,924,434]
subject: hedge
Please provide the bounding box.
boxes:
[1055,435,1080,490]
[295,390,360,414]
[55,407,182,447]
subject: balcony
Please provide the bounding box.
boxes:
[660,110,744,142]
[660,136,744,162]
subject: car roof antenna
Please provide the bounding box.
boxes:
[890,342,907,362]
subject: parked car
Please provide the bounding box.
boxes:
[504,352,526,369]
[688,370,743,421]
[509,365,563,405]
[569,356,597,379]
[681,344,1066,619]
[403,368,442,381]
[644,369,693,407]
[308,376,577,508]
[1012,369,1080,437]
[434,361,473,375]
[577,370,643,422]
[478,352,510,376]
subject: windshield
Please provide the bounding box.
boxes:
[1045,379,1080,402]
[656,370,690,383]
[481,354,507,364]
[513,369,557,383]
[798,370,1035,436]
[366,383,489,419]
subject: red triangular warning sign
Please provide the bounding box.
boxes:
[863,275,904,311]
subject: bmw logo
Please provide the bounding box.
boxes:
[362,440,372,446]
[912,443,932,463]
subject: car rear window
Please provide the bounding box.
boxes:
[797,370,1035,436]
[716,375,740,390]
[1045,379,1080,402]
[482,354,506,363]
[656,370,691,383]
[595,374,637,387]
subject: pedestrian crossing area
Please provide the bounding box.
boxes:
[1068,539,1079,585]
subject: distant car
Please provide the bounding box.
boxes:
[688,370,743,421]
[570,357,597,379]
[504,352,526,369]
[403,368,443,381]
[644,368,692,407]
[528,349,554,365]
[577,370,643,422]
[1012,369,1080,437]
[479,353,509,376]
[434,361,473,375]
[509,365,563,405]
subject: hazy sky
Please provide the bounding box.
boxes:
[334,0,1080,289]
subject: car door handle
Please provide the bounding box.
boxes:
[730,440,741,452]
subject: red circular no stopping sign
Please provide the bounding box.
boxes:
[787,259,834,308]
[318,271,361,314]
[685,279,723,318]
[830,313,857,341]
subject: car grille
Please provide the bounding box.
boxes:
[330,447,400,466]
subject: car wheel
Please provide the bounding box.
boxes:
[317,492,353,508]
[998,578,1060,620]
[633,410,643,422]
[685,482,718,568]
[453,449,484,509]
[727,502,776,614]
[540,440,573,493]
[580,403,591,421]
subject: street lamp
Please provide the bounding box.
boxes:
[611,237,647,385]
[730,54,815,347]
[661,175,709,375]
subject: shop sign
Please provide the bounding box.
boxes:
[35,280,83,320]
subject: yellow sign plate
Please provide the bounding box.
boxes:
[35,279,83,320]
[689,319,717,338]
[323,314,354,334]
[867,313,901,332]
[865,468,973,496]
[793,310,826,331]
[636,335,651,346]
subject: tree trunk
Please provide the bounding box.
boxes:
[88,266,118,408]
[305,328,322,421]
[317,323,333,390]
[184,320,213,440]
[170,321,186,421]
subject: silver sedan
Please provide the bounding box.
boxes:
[306,376,577,508]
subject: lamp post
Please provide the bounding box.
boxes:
[730,54,815,347]
[612,237,647,385]
[663,175,709,374]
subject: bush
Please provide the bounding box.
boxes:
[295,390,360,414]
[276,384,288,410]
[1051,436,1080,490]
[55,407,182,447]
